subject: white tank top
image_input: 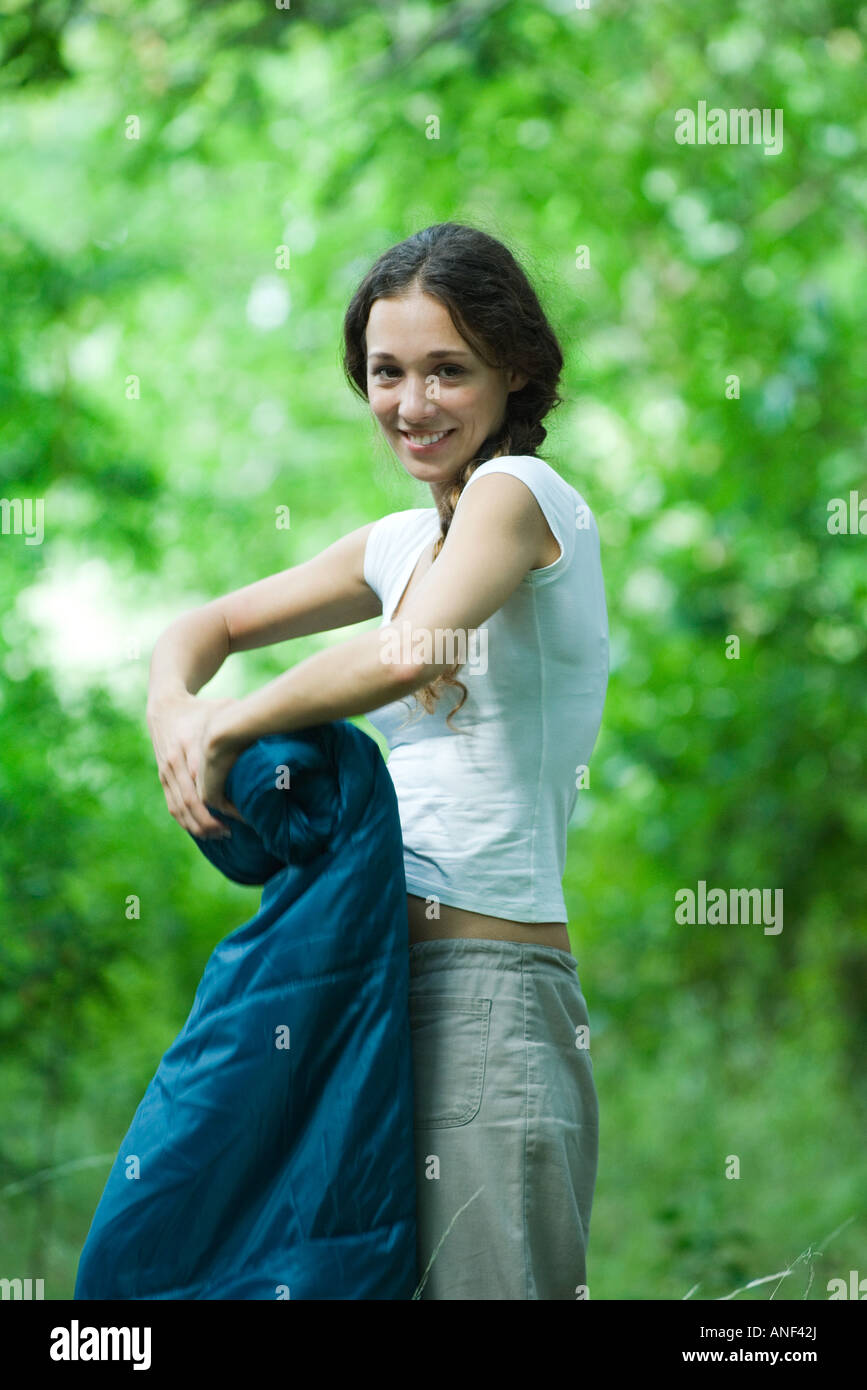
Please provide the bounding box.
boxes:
[362,454,609,923]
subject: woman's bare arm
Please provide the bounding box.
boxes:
[147,520,381,835]
[147,520,381,706]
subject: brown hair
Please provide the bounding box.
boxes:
[341,221,564,730]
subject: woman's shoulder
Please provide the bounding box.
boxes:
[466,453,587,503]
[463,454,598,543]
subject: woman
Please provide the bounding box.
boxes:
[147,221,609,1300]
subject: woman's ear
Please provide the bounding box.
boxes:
[507,369,529,392]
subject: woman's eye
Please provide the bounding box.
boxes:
[372,365,464,379]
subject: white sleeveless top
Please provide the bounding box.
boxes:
[362,455,609,923]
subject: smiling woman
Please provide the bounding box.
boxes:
[144,221,608,1302]
[366,340,494,459]
[362,296,526,485]
[338,221,609,1299]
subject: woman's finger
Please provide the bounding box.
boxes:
[161,757,228,838]
[160,765,202,837]
[174,759,233,837]
[195,778,246,823]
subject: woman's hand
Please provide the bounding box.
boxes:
[147,691,246,838]
[192,718,246,824]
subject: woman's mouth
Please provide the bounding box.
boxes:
[399,428,456,453]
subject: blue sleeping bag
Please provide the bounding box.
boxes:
[74,719,418,1300]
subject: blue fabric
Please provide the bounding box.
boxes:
[74,720,418,1300]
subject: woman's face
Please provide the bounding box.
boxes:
[364,287,527,484]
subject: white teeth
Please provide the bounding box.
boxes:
[405,430,450,445]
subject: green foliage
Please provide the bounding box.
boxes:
[1,0,864,1298]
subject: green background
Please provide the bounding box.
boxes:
[1,0,865,1299]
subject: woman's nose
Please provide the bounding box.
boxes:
[399,374,438,421]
